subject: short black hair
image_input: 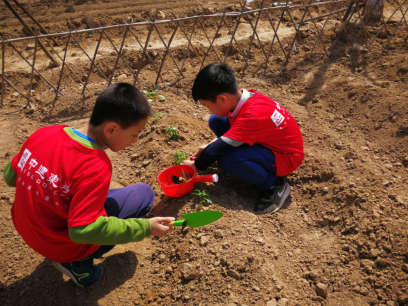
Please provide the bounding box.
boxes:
[192,63,239,103]
[90,83,153,129]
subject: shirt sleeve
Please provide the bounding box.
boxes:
[3,161,17,187]
[68,216,152,245]
[194,137,239,171]
[224,112,268,146]
[68,166,111,227]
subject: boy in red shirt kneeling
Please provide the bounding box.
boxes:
[4,83,175,287]
[182,63,304,214]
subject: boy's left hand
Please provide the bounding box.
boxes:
[181,159,196,169]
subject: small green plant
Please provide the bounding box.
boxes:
[179,169,192,182]
[192,189,213,206]
[152,112,162,122]
[166,126,179,141]
[141,86,166,102]
[173,151,188,165]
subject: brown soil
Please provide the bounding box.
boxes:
[1,1,408,306]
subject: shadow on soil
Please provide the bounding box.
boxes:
[1,251,137,306]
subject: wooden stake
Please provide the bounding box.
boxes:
[12,0,59,46]
[3,0,60,67]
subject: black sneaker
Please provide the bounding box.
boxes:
[53,257,103,287]
[256,181,291,214]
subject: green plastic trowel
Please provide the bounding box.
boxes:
[172,210,223,228]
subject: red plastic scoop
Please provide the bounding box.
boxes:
[157,165,218,197]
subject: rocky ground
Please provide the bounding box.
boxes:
[0,1,408,306]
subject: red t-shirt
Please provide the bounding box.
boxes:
[224,90,304,177]
[11,125,112,262]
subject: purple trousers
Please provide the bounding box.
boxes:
[91,183,154,259]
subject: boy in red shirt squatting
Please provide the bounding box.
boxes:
[3,83,175,287]
[182,63,304,214]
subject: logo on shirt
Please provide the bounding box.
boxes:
[17,146,72,207]
[17,148,31,170]
[271,110,285,127]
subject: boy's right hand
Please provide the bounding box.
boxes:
[192,145,207,159]
[192,138,217,159]
[149,217,175,237]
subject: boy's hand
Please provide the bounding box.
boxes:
[149,217,175,237]
[192,145,207,158]
[192,138,217,159]
[181,159,196,168]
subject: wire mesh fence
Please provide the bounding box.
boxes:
[0,0,407,117]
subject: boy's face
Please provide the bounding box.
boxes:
[199,95,232,117]
[105,118,148,152]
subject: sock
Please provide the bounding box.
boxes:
[275,177,284,186]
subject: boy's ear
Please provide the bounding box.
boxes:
[216,94,228,105]
[103,122,119,139]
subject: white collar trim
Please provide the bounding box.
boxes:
[230,89,250,119]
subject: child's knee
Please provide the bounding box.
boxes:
[125,183,154,211]
[208,115,218,134]
[135,183,155,207]
[208,114,229,137]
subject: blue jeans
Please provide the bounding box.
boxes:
[91,183,154,259]
[209,114,277,192]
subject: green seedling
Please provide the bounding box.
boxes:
[192,189,213,206]
[152,112,162,122]
[173,151,188,165]
[179,169,192,182]
[171,168,192,185]
[141,86,166,102]
[166,126,179,141]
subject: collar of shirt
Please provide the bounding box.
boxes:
[72,128,96,144]
[229,89,253,119]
